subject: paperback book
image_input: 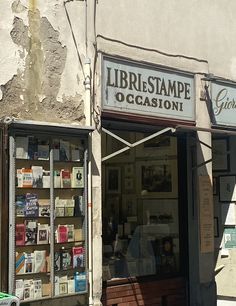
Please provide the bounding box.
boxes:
[22,168,33,188]
[24,193,39,217]
[16,252,25,274]
[25,220,37,245]
[16,223,25,246]
[38,199,50,217]
[54,251,61,271]
[74,272,86,292]
[72,246,84,268]
[32,166,43,188]
[71,167,84,188]
[24,252,34,273]
[60,169,71,188]
[23,279,34,300]
[34,250,46,273]
[15,279,24,300]
[42,170,50,188]
[34,279,42,299]
[37,223,49,245]
[16,195,26,216]
[61,247,72,270]
[57,225,68,243]
[67,224,75,242]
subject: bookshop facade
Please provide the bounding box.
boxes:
[100,56,198,305]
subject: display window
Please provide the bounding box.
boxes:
[102,125,186,282]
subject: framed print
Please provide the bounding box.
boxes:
[106,167,121,193]
[135,133,177,158]
[212,138,229,172]
[137,160,178,198]
[219,175,236,202]
[214,217,219,238]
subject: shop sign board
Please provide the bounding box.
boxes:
[211,82,236,127]
[102,57,195,121]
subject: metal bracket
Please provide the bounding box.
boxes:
[102,127,176,162]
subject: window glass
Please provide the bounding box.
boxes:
[102,130,180,281]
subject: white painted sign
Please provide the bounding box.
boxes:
[102,57,195,121]
[211,82,236,126]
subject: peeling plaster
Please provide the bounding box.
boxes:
[0,4,85,124]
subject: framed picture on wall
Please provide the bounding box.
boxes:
[136,160,178,198]
[219,175,236,202]
[135,133,177,158]
[212,138,229,172]
[106,167,121,193]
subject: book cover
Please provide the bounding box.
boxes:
[43,170,50,188]
[38,144,49,160]
[67,278,75,294]
[74,272,86,292]
[15,279,24,300]
[34,279,42,299]
[60,169,71,188]
[59,140,70,161]
[71,143,81,162]
[64,199,75,217]
[23,279,34,300]
[16,252,25,274]
[25,220,37,245]
[38,199,50,217]
[54,170,61,188]
[54,251,61,271]
[72,246,84,268]
[22,168,33,188]
[16,136,28,159]
[37,223,49,245]
[24,193,39,217]
[67,224,75,242]
[74,195,84,217]
[24,252,34,273]
[34,250,46,273]
[57,225,68,243]
[16,223,25,246]
[16,169,23,187]
[16,195,26,216]
[55,197,65,217]
[28,136,38,160]
[71,167,84,188]
[61,247,71,270]
[32,166,43,188]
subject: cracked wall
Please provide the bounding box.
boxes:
[0,1,85,124]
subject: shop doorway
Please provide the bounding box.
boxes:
[101,121,189,306]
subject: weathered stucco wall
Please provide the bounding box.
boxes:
[0,0,86,124]
[97,0,236,81]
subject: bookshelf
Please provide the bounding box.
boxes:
[9,132,88,302]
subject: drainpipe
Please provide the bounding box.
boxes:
[84,58,93,306]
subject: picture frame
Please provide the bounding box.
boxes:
[214,217,219,238]
[219,175,236,202]
[106,167,121,193]
[212,138,229,172]
[136,160,178,198]
[135,133,177,158]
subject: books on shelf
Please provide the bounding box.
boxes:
[71,167,84,188]
[22,168,33,188]
[32,166,43,188]
[37,144,49,160]
[16,223,26,246]
[72,246,84,268]
[37,223,49,245]
[25,220,37,245]
[60,169,71,188]
[24,193,39,217]
[34,250,46,273]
